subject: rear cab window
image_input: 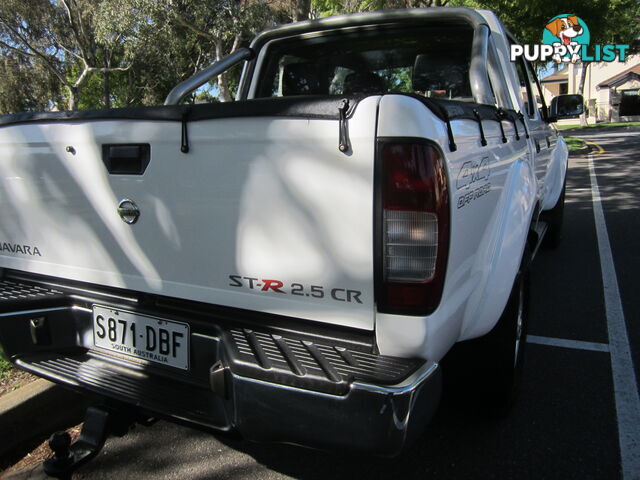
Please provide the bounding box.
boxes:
[254,25,475,101]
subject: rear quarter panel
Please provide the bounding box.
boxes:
[375,95,536,360]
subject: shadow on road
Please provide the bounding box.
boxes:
[74,341,618,480]
[65,131,639,480]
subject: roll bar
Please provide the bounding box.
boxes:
[164,48,255,106]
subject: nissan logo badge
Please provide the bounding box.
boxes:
[117,199,140,224]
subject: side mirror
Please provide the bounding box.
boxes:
[548,94,584,122]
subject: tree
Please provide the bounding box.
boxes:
[0,52,61,113]
[143,0,278,103]
[293,0,313,21]
[474,0,640,124]
[4,0,635,112]
[576,0,640,123]
[90,1,216,107]
[0,0,143,110]
[313,0,464,15]
[313,0,474,16]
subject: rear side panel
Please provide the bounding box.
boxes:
[0,97,381,330]
[374,95,533,360]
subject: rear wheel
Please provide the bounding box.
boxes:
[479,262,529,415]
[442,247,530,417]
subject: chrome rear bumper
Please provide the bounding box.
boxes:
[0,274,441,455]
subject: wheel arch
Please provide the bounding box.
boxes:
[542,136,569,211]
[458,156,537,341]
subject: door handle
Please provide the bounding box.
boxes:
[102,144,150,175]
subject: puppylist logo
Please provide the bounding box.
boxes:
[511,14,630,63]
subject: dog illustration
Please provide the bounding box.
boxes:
[546,15,583,45]
[546,15,584,62]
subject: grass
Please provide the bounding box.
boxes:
[0,348,11,381]
[0,347,36,397]
[557,121,640,131]
[564,136,586,151]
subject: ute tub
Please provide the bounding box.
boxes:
[0,275,441,455]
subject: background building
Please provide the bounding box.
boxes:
[540,54,640,124]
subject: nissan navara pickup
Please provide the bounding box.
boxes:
[0,8,579,456]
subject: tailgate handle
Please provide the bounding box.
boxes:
[102,144,150,175]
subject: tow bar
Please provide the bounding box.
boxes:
[43,406,155,479]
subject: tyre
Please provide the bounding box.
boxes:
[479,260,529,415]
[542,179,566,249]
[441,246,530,417]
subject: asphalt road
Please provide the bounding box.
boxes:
[32,129,640,479]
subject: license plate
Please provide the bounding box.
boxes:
[92,305,189,370]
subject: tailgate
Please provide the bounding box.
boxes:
[0,97,380,330]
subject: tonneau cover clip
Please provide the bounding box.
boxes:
[338,98,350,153]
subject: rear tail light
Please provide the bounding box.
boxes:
[377,140,449,315]
[384,210,438,281]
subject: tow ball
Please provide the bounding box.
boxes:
[43,406,154,479]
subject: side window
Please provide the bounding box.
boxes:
[514,56,535,117]
[487,41,513,109]
[525,60,549,119]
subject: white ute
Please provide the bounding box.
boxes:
[0,8,580,459]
